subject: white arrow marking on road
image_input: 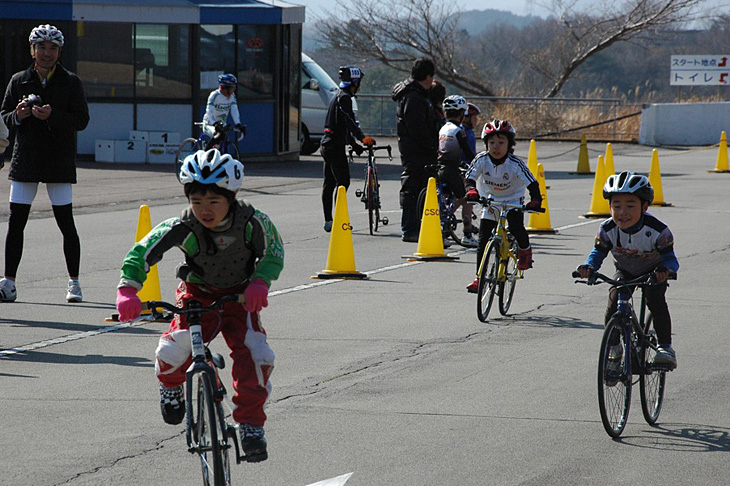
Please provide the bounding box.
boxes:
[305,472,353,486]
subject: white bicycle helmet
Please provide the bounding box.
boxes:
[443,95,468,112]
[179,149,244,193]
[603,170,654,203]
[29,24,64,47]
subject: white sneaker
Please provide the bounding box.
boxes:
[66,279,83,303]
[0,278,17,302]
[461,234,478,247]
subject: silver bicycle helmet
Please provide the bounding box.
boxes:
[603,170,654,203]
[179,149,244,193]
[29,24,64,47]
[443,95,468,112]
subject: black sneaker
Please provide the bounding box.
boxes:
[239,423,268,462]
[159,383,185,425]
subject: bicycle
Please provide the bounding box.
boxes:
[476,195,544,322]
[175,121,245,183]
[351,144,391,235]
[416,164,480,248]
[572,270,676,438]
[144,294,260,486]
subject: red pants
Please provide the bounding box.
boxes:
[155,281,274,426]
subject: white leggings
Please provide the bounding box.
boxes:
[9,181,73,206]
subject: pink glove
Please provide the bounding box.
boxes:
[243,279,269,313]
[116,287,142,321]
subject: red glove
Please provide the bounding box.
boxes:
[465,189,480,202]
[243,279,269,313]
[116,287,142,322]
[362,137,376,146]
[525,200,542,211]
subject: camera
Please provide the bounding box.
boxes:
[22,94,43,109]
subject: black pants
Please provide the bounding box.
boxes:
[474,210,528,275]
[320,145,350,222]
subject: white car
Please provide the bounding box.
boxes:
[300,53,338,155]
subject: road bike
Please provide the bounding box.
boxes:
[145,294,259,486]
[175,121,245,183]
[351,144,391,235]
[416,164,479,248]
[572,270,676,438]
[476,195,544,322]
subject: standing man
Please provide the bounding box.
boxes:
[320,65,375,233]
[391,58,438,242]
[0,24,89,303]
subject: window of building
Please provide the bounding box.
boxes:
[135,24,191,99]
[199,24,236,101]
[77,22,134,99]
[237,25,275,99]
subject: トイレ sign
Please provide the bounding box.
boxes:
[670,55,729,86]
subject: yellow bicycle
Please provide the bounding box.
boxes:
[476,196,543,322]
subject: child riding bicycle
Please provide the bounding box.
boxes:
[575,171,679,368]
[116,148,284,461]
[464,119,542,293]
[202,73,246,150]
[437,95,477,246]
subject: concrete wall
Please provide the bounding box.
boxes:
[639,102,730,146]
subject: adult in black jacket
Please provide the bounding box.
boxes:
[319,65,375,232]
[391,58,438,242]
[0,24,89,303]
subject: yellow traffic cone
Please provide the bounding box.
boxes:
[313,186,368,279]
[573,134,592,174]
[583,155,610,218]
[526,163,557,234]
[528,139,538,176]
[709,131,729,173]
[135,205,162,307]
[403,177,458,261]
[649,149,672,207]
[604,143,616,177]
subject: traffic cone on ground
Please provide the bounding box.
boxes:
[573,134,592,174]
[135,205,162,307]
[649,149,672,207]
[583,155,610,218]
[604,143,616,177]
[403,177,458,261]
[313,186,368,279]
[528,139,538,176]
[709,131,729,173]
[526,163,557,234]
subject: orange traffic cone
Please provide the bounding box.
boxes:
[649,149,672,207]
[312,186,368,279]
[526,163,557,234]
[403,177,458,261]
[135,205,162,308]
[572,134,592,174]
[583,155,610,218]
[604,143,616,177]
[709,131,729,173]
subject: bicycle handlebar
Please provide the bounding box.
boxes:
[571,270,677,287]
[479,195,546,213]
[348,144,392,161]
[143,294,246,316]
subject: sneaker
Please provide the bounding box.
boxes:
[654,345,677,369]
[461,233,478,248]
[323,221,333,233]
[66,279,83,303]
[604,344,623,387]
[443,237,452,248]
[402,234,419,243]
[239,423,268,462]
[0,278,17,303]
[466,278,479,294]
[517,246,533,271]
[159,383,185,425]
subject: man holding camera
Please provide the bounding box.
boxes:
[0,24,89,303]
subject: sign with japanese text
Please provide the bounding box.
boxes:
[670,55,729,86]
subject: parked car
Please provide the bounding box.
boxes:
[300,53,338,155]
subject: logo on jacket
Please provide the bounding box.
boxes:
[215,235,237,250]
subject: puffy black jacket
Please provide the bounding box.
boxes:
[1,63,89,183]
[391,78,438,164]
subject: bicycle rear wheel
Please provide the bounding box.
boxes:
[477,240,501,322]
[498,237,520,315]
[175,137,201,183]
[442,193,463,246]
[366,165,378,235]
[598,316,632,438]
[640,314,666,425]
[192,373,231,486]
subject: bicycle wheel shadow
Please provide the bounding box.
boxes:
[486,314,604,330]
[615,423,730,452]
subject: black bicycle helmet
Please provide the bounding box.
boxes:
[602,170,654,204]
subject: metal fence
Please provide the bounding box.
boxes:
[356,94,642,142]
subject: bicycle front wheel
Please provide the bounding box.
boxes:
[366,165,378,235]
[175,138,201,183]
[598,316,632,438]
[477,240,501,322]
[640,313,666,425]
[192,373,231,486]
[498,237,520,315]
[221,140,240,160]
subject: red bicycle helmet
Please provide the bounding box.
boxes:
[481,119,515,141]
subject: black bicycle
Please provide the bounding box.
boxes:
[145,294,260,486]
[352,144,391,235]
[175,121,245,183]
[572,270,676,438]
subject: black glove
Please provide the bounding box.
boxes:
[352,144,364,156]
[525,200,542,211]
[235,123,246,136]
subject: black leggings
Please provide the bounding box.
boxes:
[320,145,350,222]
[475,210,529,275]
[4,202,80,278]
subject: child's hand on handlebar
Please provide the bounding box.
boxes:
[576,264,595,279]
[243,279,269,313]
[654,266,670,283]
[525,200,542,211]
[465,189,480,202]
[116,286,142,321]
